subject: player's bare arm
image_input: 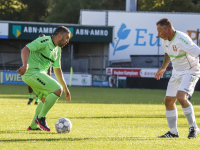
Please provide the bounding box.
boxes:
[161,53,171,69]
[16,46,30,75]
[53,67,71,101]
[154,53,171,80]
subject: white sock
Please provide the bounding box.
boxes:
[182,105,198,128]
[165,109,178,134]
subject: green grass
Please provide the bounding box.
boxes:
[1,84,200,149]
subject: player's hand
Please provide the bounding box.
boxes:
[64,88,71,102]
[16,65,28,75]
[154,68,166,80]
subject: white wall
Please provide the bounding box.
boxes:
[80,10,106,26]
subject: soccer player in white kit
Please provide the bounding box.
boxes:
[155,18,200,138]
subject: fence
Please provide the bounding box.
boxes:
[0,52,108,74]
[0,53,22,70]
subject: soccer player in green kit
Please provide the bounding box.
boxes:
[16,26,71,131]
[27,34,52,105]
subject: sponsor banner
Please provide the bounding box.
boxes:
[1,71,25,85]
[106,68,158,78]
[92,75,118,87]
[0,71,92,86]
[81,10,200,61]
[52,74,91,86]
[8,23,113,42]
[0,23,9,39]
[108,12,200,61]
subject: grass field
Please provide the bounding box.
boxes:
[1,84,200,150]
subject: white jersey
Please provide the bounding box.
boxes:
[162,30,200,75]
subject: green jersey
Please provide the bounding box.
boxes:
[26,36,61,72]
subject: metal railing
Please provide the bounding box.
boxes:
[0,52,108,74]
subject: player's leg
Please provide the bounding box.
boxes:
[158,75,179,138]
[34,67,52,105]
[38,88,62,118]
[23,72,61,131]
[177,74,199,138]
[35,88,62,131]
[34,95,39,105]
[158,97,179,138]
[27,101,44,130]
[27,86,34,105]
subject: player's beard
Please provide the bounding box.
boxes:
[58,41,67,48]
[61,43,67,48]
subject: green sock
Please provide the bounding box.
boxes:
[29,93,33,99]
[35,96,39,102]
[30,102,43,129]
[38,93,60,118]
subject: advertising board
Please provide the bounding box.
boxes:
[106,68,158,78]
[52,74,92,86]
[0,23,9,39]
[0,71,25,85]
[81,10,200,62]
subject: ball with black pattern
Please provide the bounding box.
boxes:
[55,118,72,133]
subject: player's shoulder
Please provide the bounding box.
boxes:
[36,36,51,43]
[175,30,193,45]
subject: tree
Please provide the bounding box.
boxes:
[0,0,54,22]
[45,0,104,23]
[137,0,200,12]
[0,0,26,20]
[19,0,54,22]
[1,0,200,23]
[137,0,164,11]
[101,0,125,10]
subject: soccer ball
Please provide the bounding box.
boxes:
[55,118,72,133]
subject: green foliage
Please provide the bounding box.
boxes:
[153,0,197,12]
[45,0,125,23]
[45,0,103,23]
[0,0,54,22]
[1,0,200,23]
[138,0,200,12]
[101,0,125,10]
[138,0,164,11]
[19,0,54,22]
[0,0,26,20]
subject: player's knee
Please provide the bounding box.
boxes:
[176,93,186,103]
[41,97,46,103]
[54,86,63,97]
[164,97,174,106]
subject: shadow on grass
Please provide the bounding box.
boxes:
[51,116,167,119]
[0,136,179,143]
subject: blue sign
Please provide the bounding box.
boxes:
[92,75,118,87]
[2,71,25,85]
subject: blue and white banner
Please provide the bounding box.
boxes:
[0,23,9,39]
[0,71,25,85]
[92,75,118,87]
[108,12,200,62]
[81,10,200,62]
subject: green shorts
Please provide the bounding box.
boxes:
[22,70,61,99]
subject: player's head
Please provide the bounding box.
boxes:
[156,18,174,40]
[53,26,71,48]
[38,34,45,37]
